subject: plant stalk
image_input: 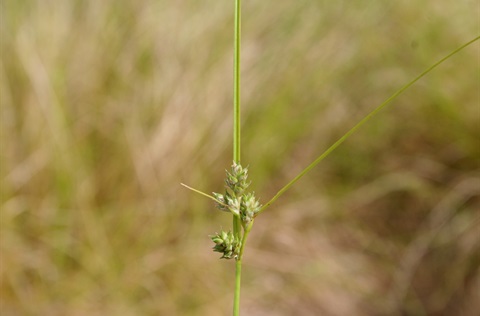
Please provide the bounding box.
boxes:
[234,220,252,316]
[233,259,242,315]
[256,35,480,216]
[233,0,242,315]
[233,0,241,164]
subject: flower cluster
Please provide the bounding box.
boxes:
[213,162,261,227]
[240,192,261,225]
[210,162,261,259]
[225,162,250,195]
[210,230,241,259]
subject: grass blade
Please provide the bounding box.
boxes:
[257,35,480,215]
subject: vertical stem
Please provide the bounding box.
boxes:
[233,0,241,164]
[233,220,253,316]
[232,0,242,237]
[233,259,242,316]
[233,1,242,315]
[232,225,242,313]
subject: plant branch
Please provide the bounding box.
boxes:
[238,220,253,260]
[256,35,480,216]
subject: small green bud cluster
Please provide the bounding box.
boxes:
[210,162,261,259]
[210,230,241,259]
[240,192,261,225]
[225,162,250,195]
[213,162,261,227]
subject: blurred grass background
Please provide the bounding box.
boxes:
[1,0,479,315]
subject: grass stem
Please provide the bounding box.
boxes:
[233,1,243,315]
[234,220,252,316]
[256,35,480,216]
[233,0,241,164]
[233,259,242,316]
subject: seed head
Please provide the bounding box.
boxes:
[225,161,250,195]
[210,230,241,259]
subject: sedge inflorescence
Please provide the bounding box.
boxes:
[210,230,241,260]
[210,162,261,259]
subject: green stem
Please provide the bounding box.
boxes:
[233,259,242,316]
[233,0,241,164]
[256,35,480,216]
[233,1,243,315]
[238,220,253,260]
[232,0,242,237]
[234,220,253,316]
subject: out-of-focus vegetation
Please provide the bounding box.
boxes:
[1,0,479,315]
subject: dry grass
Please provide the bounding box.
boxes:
[1,1,479,315]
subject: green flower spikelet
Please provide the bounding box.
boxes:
[210,162,261,258]
[210,230,241,259]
